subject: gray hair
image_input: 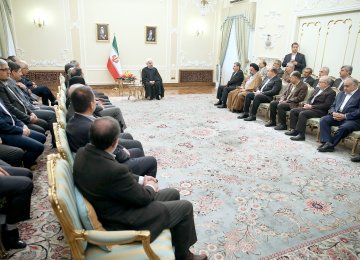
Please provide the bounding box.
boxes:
[146,58,153,65]
[320,76,333,86]
[346,77,359,87]
[0,59,7,66]
[341,65,353,75]
[321,67,330,75]
[234,62,241,68]
[286,62,295,68]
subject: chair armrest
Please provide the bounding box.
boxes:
[83,230,148,245]
[83,230,160,260]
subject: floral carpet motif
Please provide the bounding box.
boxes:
[9,94,360,259]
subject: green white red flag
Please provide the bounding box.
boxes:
[107,36,122,79]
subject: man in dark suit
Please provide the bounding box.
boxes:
[0,160,33,250]
[282,42,306,73]
[18,60,57,106]
[332,65,353,91]
[73,117,206,260]
[66,85,157,177]
[312,67,334,88]
[238,67,282,121]
[215,62,244,108]
[301,67,315,87]
[318,78,360,152]
[141,59,164,100]
[286,76,336,141]
[0,98,45,168]
[266,71,308,130]
[0,144,24,167]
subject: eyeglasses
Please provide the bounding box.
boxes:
[0,68,10,71]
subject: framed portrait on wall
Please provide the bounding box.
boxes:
[96,23,109,42]
[145,26,157,44]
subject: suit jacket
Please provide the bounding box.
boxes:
[66,113,129,162]
[141,67,164,97]
[306,86,336,112]
[329,88,360,121]
[73,144,170,241]
[301,76,315,87]
[282,52,306,72]
[227,70,244,87]
[258,76,282,98]
[0,99,24,135]
[280,81,308,109]
[0,80,31,124]
[332,78,348,92]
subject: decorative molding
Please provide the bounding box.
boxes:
[28,49,70,67]
[295,2,360,17]
[258,10,285,49]
[27,70,64,89]
[299,21,322,68]
[179,50,214,67]
[179,69,213,82]
[351,24,360,65]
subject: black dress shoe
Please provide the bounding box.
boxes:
[214,101,222,106]
[351,155,360,162]
[217,104,227,108]
[274,124,287,130]
[3,229,27,250]
[156,96,160,100]
[285,129,298,136]
[318,143,335,152]
[51,100,58,106]
[265,121,276,127]
[244,116,256,121]
[290,134,305,141]
[237,113,249,119]
[317,143,326,150]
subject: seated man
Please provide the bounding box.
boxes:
[301,67,315,87]
[66,83,141,150]
[214,62,244,108]
[18,60,58,106]
[286,76,336,141]
[332,65,353,91]
[273,59,284,79]
[312,67,334,88]
[141,59,164,100]
[282,62,295,84]
[266,71,308,130]
[0,99,45,168]
[318,78,360,152]
[66,85,156,177]
[227,63,262,113]
[0,160,33,250]
[238,67,282,121]
[73,117,206,260]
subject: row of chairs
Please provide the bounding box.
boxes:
[255,82,360,154]
[47,75,175,259]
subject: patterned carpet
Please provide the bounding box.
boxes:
[10,94,360,259]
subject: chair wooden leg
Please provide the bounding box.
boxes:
[316,129,320,142]
[351,139,359,155]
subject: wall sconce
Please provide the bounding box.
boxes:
[33,14,45,28]
[265,34,271,47]
[195,29,204,37]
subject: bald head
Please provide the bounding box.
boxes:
[90,117,120,150]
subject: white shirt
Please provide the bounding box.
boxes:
[291,53,297,61]
[310,89,324,104]
[339,88,358,112]
[260,78,271,92]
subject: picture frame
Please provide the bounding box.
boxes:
[96,23,109,42]
[145,26,157,44]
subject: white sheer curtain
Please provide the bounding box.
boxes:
[0,0,16,57]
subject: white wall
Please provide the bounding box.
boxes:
[10,0,221,85]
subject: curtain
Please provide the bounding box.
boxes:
[0,0,16,58]
[218,19,233,69]
[235,16,251,69]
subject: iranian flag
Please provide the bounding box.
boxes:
[107,36,122,79]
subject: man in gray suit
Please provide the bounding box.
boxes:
[73,117,206,260]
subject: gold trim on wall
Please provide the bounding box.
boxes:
[351,24,360,65]
[300,21,322,69]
